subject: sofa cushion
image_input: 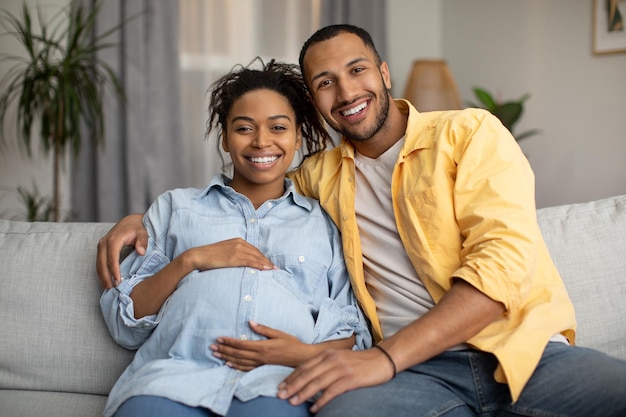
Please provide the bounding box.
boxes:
[0,390,107,417]
[537,195,626,360]
[0,220,134,396]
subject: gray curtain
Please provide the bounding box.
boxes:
[72,0,187,222]
[320,0,387,61]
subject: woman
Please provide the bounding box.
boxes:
[100,59,371,417]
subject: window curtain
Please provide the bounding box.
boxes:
[70,1,385,222]
[72,0,187,222]
[177,1,321,189]
[320,0,387,60]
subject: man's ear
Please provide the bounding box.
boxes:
[380,61,392,90]
[306,90,317,107]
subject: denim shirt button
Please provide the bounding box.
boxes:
[298,255,305,262]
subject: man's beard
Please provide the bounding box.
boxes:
[328,86,390,143]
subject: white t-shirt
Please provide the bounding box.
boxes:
[354,138,445,340]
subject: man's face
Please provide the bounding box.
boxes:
[302,32,392,143]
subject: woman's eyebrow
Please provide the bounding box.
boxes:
[230,114,292,123]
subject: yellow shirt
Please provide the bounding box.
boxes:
[289,99,576,401]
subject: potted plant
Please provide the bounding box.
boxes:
[467,87,540,142]
[0,0,125,221]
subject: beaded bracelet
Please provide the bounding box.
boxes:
[373,344,397,377]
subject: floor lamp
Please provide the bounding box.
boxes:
[403,59,462,112]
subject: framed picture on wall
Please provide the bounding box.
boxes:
[593,0,626,54]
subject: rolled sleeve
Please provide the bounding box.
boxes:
[313,297,372,350]
[100,274,163,349]
[100,247,170,349]
[451,111,537,312]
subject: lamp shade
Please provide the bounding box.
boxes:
[403,60,462,112]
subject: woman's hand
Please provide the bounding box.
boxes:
[186,239,277,272]
[96,215,277,289]
[211,321,313,371]
[127,240,277,318]
[211,321,355,371]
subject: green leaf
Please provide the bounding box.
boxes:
[515,129,541,142]
[472,87,497,111]
[469,86,538,142]
[493,102,523,132]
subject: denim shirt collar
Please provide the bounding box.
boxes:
[194,174,314,212]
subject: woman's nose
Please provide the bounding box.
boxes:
[252,129,271,147]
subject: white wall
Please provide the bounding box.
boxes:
[388,0,626,208]
[386,0,443,97]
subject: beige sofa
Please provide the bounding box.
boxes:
[1,194,625,417]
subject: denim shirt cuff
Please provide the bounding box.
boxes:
[314,299,372,350]
[115,277,160,329]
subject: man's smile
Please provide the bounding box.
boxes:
[341,101,368,117]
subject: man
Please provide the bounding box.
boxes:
[98,25,626,416]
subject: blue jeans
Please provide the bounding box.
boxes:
[114,395,311,417]
[317,342,626,417]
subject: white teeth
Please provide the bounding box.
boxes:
[248,155,279,164]
[342,102,367,116]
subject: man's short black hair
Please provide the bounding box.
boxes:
[298,24,383,85]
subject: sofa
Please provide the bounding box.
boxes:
[1,194,625,417]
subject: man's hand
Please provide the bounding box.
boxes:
[96,214,147,289]
[277,347,395,413]
[211,321,312,371]
[277,280,505,413]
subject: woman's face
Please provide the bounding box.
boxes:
[222,88,301,200]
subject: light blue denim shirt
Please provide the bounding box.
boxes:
[100,175,371,416]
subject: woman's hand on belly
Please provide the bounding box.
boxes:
[187,238,278,272]
[210,320,355,370]
[210,320,311,370]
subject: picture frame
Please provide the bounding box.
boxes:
[593,0,626,54]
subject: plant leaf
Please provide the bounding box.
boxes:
[493,102,523,132]
[0,0,130,220]
[515,129,541,142]
[472,87,497,111]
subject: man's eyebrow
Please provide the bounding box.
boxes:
[310,57,368,84]
[310,71,330,85]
